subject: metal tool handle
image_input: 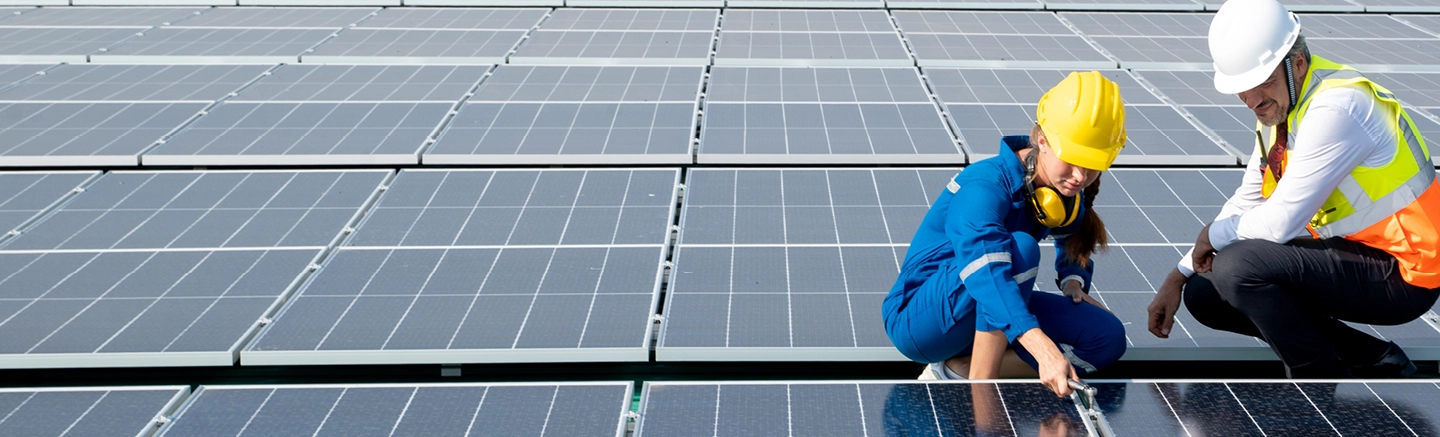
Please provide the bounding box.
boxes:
[1068,380,1097,412]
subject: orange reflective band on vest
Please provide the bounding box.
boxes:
[1254,56,1440,288]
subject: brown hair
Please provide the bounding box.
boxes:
[1029,124,1109,267]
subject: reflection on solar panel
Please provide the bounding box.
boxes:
[0,64,268,101]
[0,7,200,27]
[168,7,377,28]
[0,102,204,166]
[230,64,487,102]
[659,168,954,361]
[1060,12,1211,37]
[355,7,547,30]
[244,169,676,365]
[636,381,1097,436]
[1094,381,1440,435]
[1,170,388,251]
[159,383,630,437]
[0,27,140,63]
[699,67,960,163]
[430,65,700,164]
[94,28,338,64]
[0,386,187,436]
[303,29,527,64]
[0,171,98,243]
[147,102,449,166]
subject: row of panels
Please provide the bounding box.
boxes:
[0,0,1434,11]
[6,8,1440,71]
[10,63,1440,166]
[8,381,1440,436]
[3,168,1439,368]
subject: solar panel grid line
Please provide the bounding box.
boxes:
[0,171,102,248]
[0,64,276,103]
[403,0,562,6]
[0,101,211,167]
[162,6,381,29]
[0,27,150,64]
[0,7,205,28]
[299,28,530,65]
[88,27,343,65]
[1041,0,1206,12]
[883,0,1046,10]
[71,0,231,5]
[1361,0,1440,13]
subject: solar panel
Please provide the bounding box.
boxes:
[429,65,701,165]
[1353,0,1440,13]
[92,28,338,64]
[884,0,1044,9]
[404,0,561,6]
[1094,169,1242,245]
[1183,105,1258,158]
[146,102,448,166]
[0,64,269,102]
[510,30,715,66]
[715,31,912,67]
[569,0,721,6]
[543,8,718,31]
[907,34,1117,69]
[301,29,527,64]
[0,386,188,435]
[231,64,486,102]
[240,0,394,6]
[0,27,141,63]
[243,169,677,365]
[0,7,200,27]
[1402,109,1440,166]
[356,7,547,30]
[728,0,883,7]
[1044,0,1203,11]
[1369,72,1440,107]
[1395,15,1440,34]
[0,171,98,244]
[698,67,961,164]
[636,381,1098,436]
[1307,38,1440,72]
[1087,36,1211,69]
[659,168,955,361]
[1196,0,1363,12]
[1059,12,1211,37]
[1,170,389,251]
[169,7,378,28]
[925,68,1163,105]
[892,11,1073,35]
[0,63,49,90]
[947,103,1239,164]
[1299,13,1434,39]
[159,383,630,437]
[1093,381,1440,435]
[1130,69,1233,105]
[0,102,205,166]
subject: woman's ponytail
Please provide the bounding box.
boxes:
[1063,176,1107,267]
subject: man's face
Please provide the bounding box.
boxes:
[1237,55,1301,127]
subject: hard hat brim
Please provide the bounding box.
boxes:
[1213,58,1282,95]
[1043,126,1119,171]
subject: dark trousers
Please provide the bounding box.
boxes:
[1183,237,1439,378]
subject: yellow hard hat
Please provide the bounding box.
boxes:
[1036,71,1127,171]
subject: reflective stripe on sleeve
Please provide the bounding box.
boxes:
[960,252,1012,282]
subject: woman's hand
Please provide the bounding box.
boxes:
[1016,328,1076,397]
[1061,280,1108,312]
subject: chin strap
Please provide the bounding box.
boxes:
[1283,56,1298,117]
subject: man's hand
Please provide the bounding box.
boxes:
[1192,223,1216,273]
[1061,280,1109,312]
[1146,268,1187,338]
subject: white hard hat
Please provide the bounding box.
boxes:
[1208,0,1302,95]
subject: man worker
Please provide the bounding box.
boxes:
[1146,0,1440,378]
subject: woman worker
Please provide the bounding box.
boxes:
[882,71,1129,397]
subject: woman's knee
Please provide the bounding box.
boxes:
[1009,232,1041,272]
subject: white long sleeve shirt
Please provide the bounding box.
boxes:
[1177,85,1399,276]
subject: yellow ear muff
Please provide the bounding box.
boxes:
[1032,186,1080,228]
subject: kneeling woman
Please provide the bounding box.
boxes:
[883,72,1128,397]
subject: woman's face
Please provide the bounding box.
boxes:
[1035,136,1101,197]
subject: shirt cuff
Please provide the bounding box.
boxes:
[1209,215,1241,252]
[1059,275,1085,291]
[1176,247,1195,277]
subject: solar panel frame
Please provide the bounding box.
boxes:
[1353,0,1440,13]
[144,102,451,166]
[242,168,679,365]
[354,7,548,30]
[883,0,1045,9]
[70,0,231,5]
[91,27,340,64]
[891,10,1074,35]
[1092,380,1440,434]
[1196,0,1363,12]
[238,0,397,6]
[0,64,270,102]
[0,101,206,167]
[713,31,913,67]
[728,0,885,8]
[1043,0,1204,11]
[0,27,143,63]
[508,30,716,66]
[541,8,719,31]
[568,0,723,6]
[300,28,527,65]
[658,168,957,361]
[0,7,203,27]
[0,386,189,436]
[404,0,563,6]
[158,382,631,437]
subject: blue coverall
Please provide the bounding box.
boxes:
[882,135,1126,375]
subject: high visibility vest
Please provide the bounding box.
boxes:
[1257,55,1440,288]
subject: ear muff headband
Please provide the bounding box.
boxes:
[1024,149,1081,228]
